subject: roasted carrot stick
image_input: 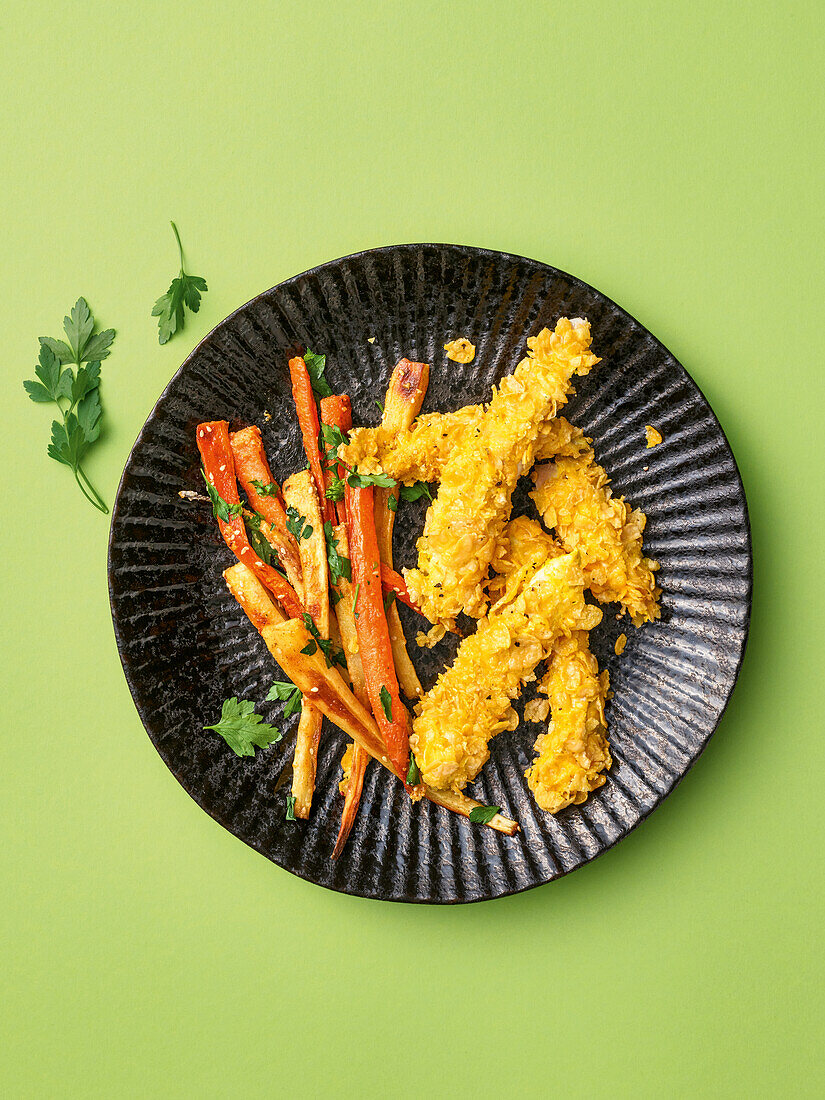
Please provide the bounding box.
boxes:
[320,394,352,525]
[223,563,519,836]
[327,522,370,858]
[345,481,412,781]
[196,421,303,619]
[288,356,335,526]
[374,359,429,699]
[229,425,304,596]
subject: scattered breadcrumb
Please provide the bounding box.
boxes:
[416,623,447,649]
[643,465,649,471]
[645,425,663,448]
[443,337,476,364]
[263,410,272,422]
[338,744,354,794]
[614,632,627,655]
[367,336,376,344]
[524,697,551,723]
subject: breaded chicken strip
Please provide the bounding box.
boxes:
[402,319,600,625]
[531,455,660,626]
[411,546,602,791]
[341,410,592,485]
[526,631,611,813]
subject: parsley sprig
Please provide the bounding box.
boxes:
[23,298,113,513]
[347,470,397,489]
[304,349,332,398]
[267,680,303,719]
[286,506,313,541]
[469,804,501,824]
[251,478,278,497]
[152,221,208,344]
[203,697,282,757]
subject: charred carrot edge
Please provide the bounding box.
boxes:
[196,421,304,619]
[375,358,429,700]
[223,564,518,836]
[345,482,412,781]
[288,356,336,526]
[229,425,304,596]
[319,394,352,526]
[379,563,420,613]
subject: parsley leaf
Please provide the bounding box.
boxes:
[245,511,273,565]
[267,680,303,719]
[407,755,420,784]
[468,804,501,825]
[352,582,360,619]
[400,481,433,502]
[23,300,114,513]
[387,493,398,513]
[285,794,297,821]
[286,506,313,541]
[151,221,208,344]
[379,685,393,722]
[319,423,349,465]
[325,475,346,502]
[201,472,243,522]
[251,478,278,496]
[347,470,397,489]
[304,349,332,398]
[323,521,352,585]
[383,589,396,612]
[302,613,347,668]
[203,697,281,757]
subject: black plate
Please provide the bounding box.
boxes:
[108,244,752,903]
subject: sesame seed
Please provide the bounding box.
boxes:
[204,425,212,433]
[219,464,226,472]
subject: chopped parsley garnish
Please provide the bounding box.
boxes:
[251,478,278,496]
[346,470,397,489]
[300,613,347,668]
[202,473,243,522]
[285,794,297,821]
[266,680,303,719]
[379,685,393,721]
[304,349,332,399]
[400,481,433,502]
[407,755,421,784]
[245,511,273,565]
[286,506,313,541]
[323,521,352,585]
[468,804,501,825]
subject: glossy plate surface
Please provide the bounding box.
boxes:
[108,244,752,903]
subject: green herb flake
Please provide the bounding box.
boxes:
[286,505,313,541]
[352,582,361,619]
[304,349,332,399]
[468,804,501,825]
[245,512,273,565]
[266,680,303,719]
[201,472,244,522]
[285,794,297,821]
[324,521,352,585]
[301,613,347,669]
[347,470,397,489]
[203,697,281,757]
[251,478,278,497]
[407,755,421,784]
[399,481,433,503]
[379,685,393,722]
[387,493,398,513]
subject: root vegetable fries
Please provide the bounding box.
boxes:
[375,359,429,699]
[281,469,330,818]
[223,563,518,836]
[229,425,303,596]
[345,481,412,780]
[196,421,303,619]
[379,564,420,613]
[288,355,335,526]
[319,394,352,525]
[328,523,371,858]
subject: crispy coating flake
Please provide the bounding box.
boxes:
[645,424,663,448]
[338,743,354,794]
[531,454,661,626]
[404,319,600,626]
[526,631,611,813]
[411,549,602,791]
[443,337,476,363]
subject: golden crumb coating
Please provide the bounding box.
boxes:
[404,319,600,626]
[526,631,611,813]
[338,743,354,794]
[411,550,602,791]
[531,455,660,626]
[645,424,663,448]
[341,411,590,487]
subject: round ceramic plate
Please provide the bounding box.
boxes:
[108,244,752,903]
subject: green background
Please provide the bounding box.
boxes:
[2,2,823,1096]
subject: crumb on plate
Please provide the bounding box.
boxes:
[443,337,476,364]
[416,623,447,649]
[645,425,663,448]
[614,632,627,655]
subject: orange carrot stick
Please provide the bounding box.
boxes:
[288,356,336,526]
[229,425,303,595]
[196,421,304,619]
[379,563,420,614]
[345,481,412,781]
[319,394,352,525]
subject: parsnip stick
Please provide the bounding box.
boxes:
[282,469,330,818]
